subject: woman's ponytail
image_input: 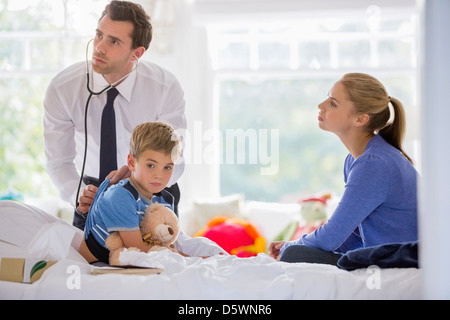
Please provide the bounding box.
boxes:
[340,73,413,164]
[378,97,413,164]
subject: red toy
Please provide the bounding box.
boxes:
[195,216,265,257]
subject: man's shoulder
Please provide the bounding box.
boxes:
[138,60,178,85]
[49,61,85,88]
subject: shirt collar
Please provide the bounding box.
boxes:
[92,64,137,102]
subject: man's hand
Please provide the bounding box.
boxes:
[77,184,98,214]
[107,165,131,185]
[76,165,131,214]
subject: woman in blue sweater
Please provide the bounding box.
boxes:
[269,73,418,264]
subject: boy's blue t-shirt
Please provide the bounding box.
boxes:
[283,134,418,254]
[84,178,173,248]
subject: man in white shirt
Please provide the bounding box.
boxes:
[44,1,186,229]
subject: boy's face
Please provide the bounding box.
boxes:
[127,149,174,198]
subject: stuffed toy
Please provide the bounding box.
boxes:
[291,193,331,240]
[105,202,180,266]
[194,216,265,257]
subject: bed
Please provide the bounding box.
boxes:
[0,200,422,300]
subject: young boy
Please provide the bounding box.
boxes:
[79,121,224,263]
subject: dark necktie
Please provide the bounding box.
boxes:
[99,87,119,183]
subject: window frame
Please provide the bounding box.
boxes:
[203,5,420,201]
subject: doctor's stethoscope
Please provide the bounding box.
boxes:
[75,39,139,211]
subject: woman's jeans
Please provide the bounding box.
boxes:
[279,245,342,266]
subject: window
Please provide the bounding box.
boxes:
[0,0,108,199]
[206,6,419,202]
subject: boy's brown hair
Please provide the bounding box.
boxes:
[129,122,181,161]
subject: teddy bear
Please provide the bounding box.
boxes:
[105,202,180,266]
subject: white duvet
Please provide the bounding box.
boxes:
[0,200,422,300]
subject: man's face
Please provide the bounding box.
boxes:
[92,15,136,84]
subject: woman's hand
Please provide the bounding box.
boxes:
[268,241,286,260]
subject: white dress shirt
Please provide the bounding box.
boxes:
[44,60,186,206]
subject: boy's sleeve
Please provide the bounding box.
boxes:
[99,187,140,232]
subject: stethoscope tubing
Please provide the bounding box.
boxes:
[75,39,138,210]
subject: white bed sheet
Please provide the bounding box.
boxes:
[0,200,422,300]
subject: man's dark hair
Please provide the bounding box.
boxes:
[100,0,152,50]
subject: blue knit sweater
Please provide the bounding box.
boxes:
[282,134,418,254]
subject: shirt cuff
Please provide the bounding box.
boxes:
[280,239,300,256]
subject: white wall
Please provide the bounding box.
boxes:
[419,0,450,300]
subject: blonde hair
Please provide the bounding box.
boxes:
[129,122,181,161]
[340,73,413,164]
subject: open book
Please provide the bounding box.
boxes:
[91,262,163,275]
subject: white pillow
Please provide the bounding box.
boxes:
[0,200,83,260]
[244,201,301,242]
[192,194,244,231]
[0,200,59,248]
